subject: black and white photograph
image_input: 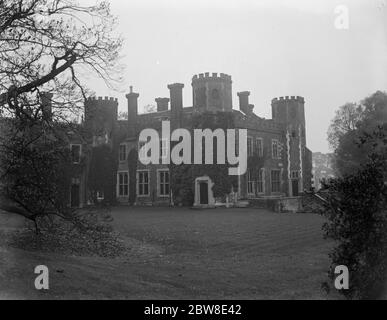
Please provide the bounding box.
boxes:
[0,0,387,306]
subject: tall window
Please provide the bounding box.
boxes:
[159,139,169,160]
[119,144,127,162]
[158,170,170,196]
[247,170,254,195]
[137,170,150,196]
[291,170,299,179]
[256,138,263,157]
[70,144,81,164]
[117,172,129,197]
[257,168,264,194]
[247,136,253,156]
[272,139,279,159]
[271,170,281,193]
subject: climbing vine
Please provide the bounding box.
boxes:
[127,148,138,205]
[247,147,266,181]
[88,144,117,204]
[171,111,238,206]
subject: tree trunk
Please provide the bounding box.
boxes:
[33,218,40,235]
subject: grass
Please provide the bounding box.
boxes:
[0,206,335,299]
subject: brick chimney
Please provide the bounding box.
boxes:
[155,97,169,112]
[126,86,139,137]
[237,91,251,114]
[168,83,184,127]
[168,83,184,111]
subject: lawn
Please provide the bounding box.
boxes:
[0,206,335,299]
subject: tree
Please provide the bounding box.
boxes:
[327,103,363,151]
[0,0,122,226]
[320,125,387,299]
[144,104,156,113]
[118,111,128,120]
[0,119,74,233]
[0,0,122,120]
[333,129,370,176]
[323,92,387,298]
[328,92,387,175]
[88,144,117,204]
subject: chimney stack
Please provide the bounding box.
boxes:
[168,83,184,127]
[155,97,169,112]
[168,83,184,111]
[126,86,139,136]
[237,91,251,114]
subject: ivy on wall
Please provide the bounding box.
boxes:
[170,164,194,206]
[127,148,138,205]
[88,144,117,204]
[171,111,238,206]
[247,148,266,181]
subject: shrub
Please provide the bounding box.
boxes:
[320,159,387,299]
[7,209,126,258]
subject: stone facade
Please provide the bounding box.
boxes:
[68,73,313,207]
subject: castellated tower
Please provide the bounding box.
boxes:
[192,72,232,111]
[271,96,307,196]
[84,96,118,145]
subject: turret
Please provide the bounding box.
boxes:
[84,96,118,135]
[191,72,232,111]
[271,96,305,125]
[271,95,307,196]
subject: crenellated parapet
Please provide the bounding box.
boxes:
[87,96,119,103]
[84,95,119,139]
[192,72,232,83]
[85,96,118,118]
[271,95,305,127]
[271,96,305,104]
[192,72,233,111]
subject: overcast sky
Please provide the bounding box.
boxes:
[89,0,387,153]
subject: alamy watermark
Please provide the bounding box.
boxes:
[34,265,49,290]
[334,265,349,290]
[138,121,247,176]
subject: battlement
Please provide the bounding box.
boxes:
[192,72,232,82]
[87,96,118,103]
[271,96,304,104]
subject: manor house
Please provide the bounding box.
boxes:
[68,72,312,207]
